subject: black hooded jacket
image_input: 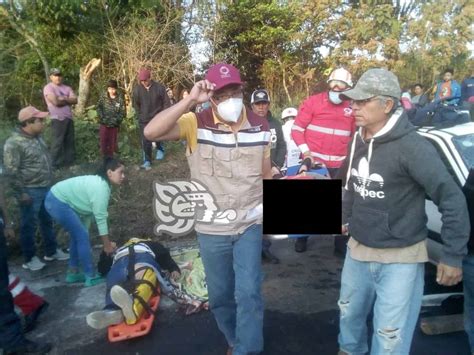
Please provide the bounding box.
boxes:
[267,112,286,168]
[340,109,469,267]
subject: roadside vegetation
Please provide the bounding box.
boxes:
[0,0,472,252]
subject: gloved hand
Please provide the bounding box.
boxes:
[298,157,313,174]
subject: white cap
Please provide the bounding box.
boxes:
[281,107,298,120]
[327,68,353,87]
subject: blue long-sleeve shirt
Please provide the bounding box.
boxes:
[435,80,461,106]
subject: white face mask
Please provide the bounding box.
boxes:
[328,91,343,105]
[216,97,243,123]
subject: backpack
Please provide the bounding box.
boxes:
[408,102,470,128]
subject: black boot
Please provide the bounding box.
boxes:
[294,237,308,253]
[5,339,52,354]
[262,249,280,264]
[24,301,49,333]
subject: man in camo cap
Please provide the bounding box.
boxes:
[336,68,469,354]
[3,106,69,272]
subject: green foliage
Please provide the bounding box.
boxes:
[74,107,142,163]
[0,121,15,162]
[73,120,101,163]
[206,0,472,107]
[1,0,473,160]
[215,0,303,92]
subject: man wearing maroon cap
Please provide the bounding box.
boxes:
[145,63,272,355]
[3,106,68,272]
[132,68,171,170]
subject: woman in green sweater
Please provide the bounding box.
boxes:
[45,158,125,286]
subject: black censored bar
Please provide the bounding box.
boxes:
[263,179,341,235]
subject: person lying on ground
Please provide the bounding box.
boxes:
[44,158,124,287]
[86,238,208,329]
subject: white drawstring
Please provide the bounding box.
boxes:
[344,108,402,190]
[344,130,359,190]
[367,138,374,177]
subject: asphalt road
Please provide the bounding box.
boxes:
[11,237,471,355]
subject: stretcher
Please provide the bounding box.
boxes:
[107,292,161,342]
[285,164,329,177]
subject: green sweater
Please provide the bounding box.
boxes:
[51,175,111,235]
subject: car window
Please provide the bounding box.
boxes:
[452,134,474,169]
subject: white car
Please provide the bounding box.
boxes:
[417,122,474,264]
[268,122,474,249]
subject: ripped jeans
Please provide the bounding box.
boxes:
[338,252,424,355]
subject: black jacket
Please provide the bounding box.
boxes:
[341,109,469,267]
[267,112,286,168]
[132,80,171,123]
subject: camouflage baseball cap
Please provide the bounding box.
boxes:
[49,68,61,75]
[340,68,401,101]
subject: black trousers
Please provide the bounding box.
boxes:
[0,223,25,350]
[139,121,163,163]
[50,118,75,168]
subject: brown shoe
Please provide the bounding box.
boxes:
[226,347,233,355]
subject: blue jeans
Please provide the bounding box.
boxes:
[20,187,57,262]
[262,237,271,252]
[0,219,25,350]
[464,253,474,352]
[338,252,424,355]
[104,253,160,309]
[44,191,94,277]
[197,224,264,355]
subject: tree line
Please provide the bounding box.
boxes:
[1,0,472,126]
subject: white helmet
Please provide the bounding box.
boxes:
[281,107,298,120]
[327,68,353,87]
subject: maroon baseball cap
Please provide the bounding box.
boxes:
[138,68,151,81]
[205,63,243,91]
[18,106,48,122]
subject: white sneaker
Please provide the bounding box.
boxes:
[22,256,45,271]
[86,309,124,329]
[44,248,70,261]
[110,285,137,324]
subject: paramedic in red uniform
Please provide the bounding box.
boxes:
[291,68,355,253]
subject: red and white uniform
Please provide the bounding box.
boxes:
[291,92,355,169]
[8,274,44,316]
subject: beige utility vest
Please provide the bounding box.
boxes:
[187,108,271,235]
